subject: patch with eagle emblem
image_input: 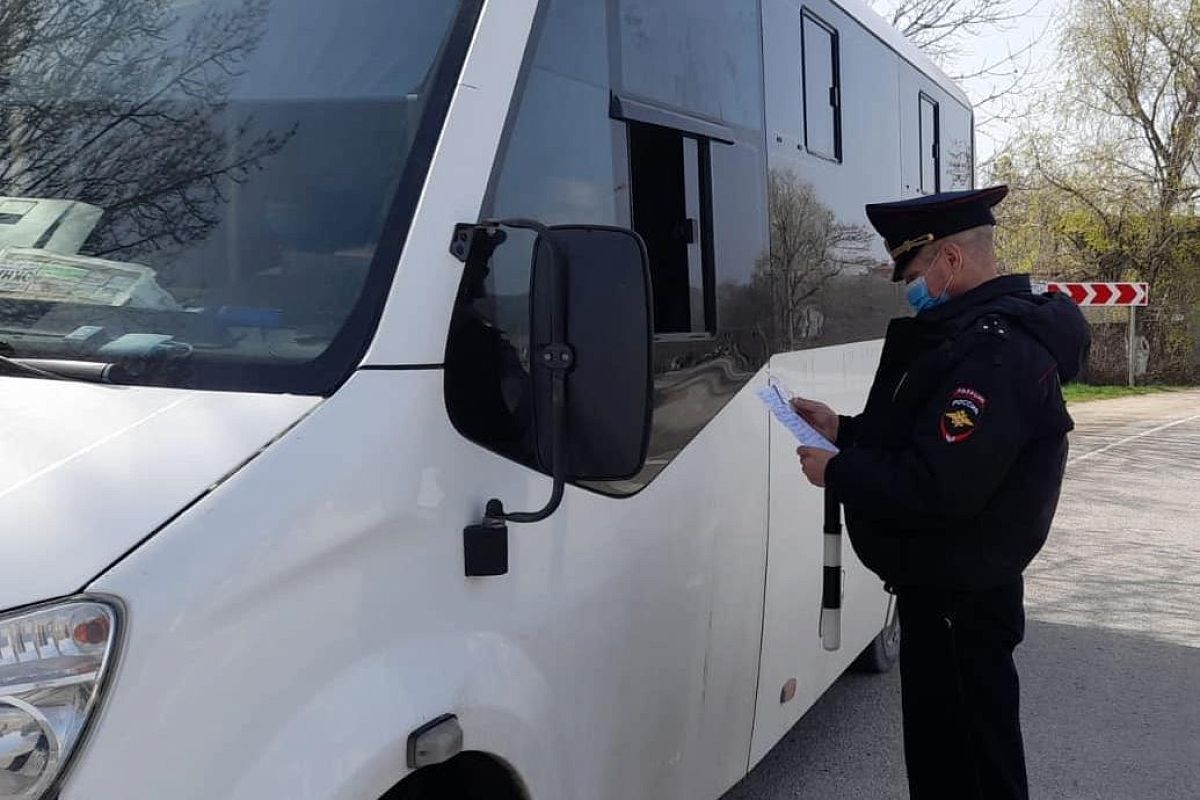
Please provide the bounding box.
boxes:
[940,386,987,443]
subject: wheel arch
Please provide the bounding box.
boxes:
[381,751,529,800]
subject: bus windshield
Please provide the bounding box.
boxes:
[0,0,471,394]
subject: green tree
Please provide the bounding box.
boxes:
[1031,0,1200,287]
[990,0,1200,382]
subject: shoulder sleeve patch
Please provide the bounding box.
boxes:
[940,386,988,443]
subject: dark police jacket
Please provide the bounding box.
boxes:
[825,275,1092,591]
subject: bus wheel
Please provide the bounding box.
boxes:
[851,601,900,673]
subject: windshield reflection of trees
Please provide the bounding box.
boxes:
[0,0,288,264]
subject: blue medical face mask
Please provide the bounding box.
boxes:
[905,254,954,313]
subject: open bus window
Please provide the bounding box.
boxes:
[628,123,715,337]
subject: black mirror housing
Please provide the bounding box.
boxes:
[530,225,653,482]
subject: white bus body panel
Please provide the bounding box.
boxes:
[748,0,972,762]
[79,369,769,800]
[753,342,886,763]
[825,0,969,109]
[0,377,316,611]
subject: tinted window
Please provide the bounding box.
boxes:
[0,0,474,394]
[802,10,841,161]
[447,0,769,493]
[761,7,908,356]
[619,0,763,128]
[446,0,618,469]
[746,168,903,352]
[624,138,767,492]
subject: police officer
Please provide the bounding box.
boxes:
[791,186,1091,800]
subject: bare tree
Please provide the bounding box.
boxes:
[873,0,1031,59]
[869,0,1047,129]
[0,0,291,261]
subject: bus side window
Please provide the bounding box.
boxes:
[919,92,940,193]
[627,123,715,337]
[801,9,841,162]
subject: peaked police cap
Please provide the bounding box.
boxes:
[865,185,1009,281]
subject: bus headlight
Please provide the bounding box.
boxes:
[0,601,118,799]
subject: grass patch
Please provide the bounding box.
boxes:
[1061,383,1183,404]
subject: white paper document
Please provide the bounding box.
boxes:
[756,380,839,453]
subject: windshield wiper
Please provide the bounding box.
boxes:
[0,353,119,383]
[0,334,195,385]
[0,352,71,380]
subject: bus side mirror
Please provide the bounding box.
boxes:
[458,220,652,578]
[529,225,653,482]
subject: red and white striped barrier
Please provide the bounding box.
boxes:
[1031,280,1149,387]
[1035,281,1149,306]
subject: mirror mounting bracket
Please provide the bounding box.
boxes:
[448,221,505,264]
[456,218,570,577]
[538,343,574,370]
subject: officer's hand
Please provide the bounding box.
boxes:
[790,397,839,443]
[796,447,834,488]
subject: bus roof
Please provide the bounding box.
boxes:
[834,0,973,110]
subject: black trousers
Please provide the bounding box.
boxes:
[897,579,1029,800]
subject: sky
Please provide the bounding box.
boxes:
[928,0,1071,167]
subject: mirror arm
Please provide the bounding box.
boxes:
[458,217,572,526]
[492,367,567,524]
[465,368,564,576]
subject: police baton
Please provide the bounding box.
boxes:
[820,487,842,650]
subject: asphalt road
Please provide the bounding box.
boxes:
[723,389,1200,800]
